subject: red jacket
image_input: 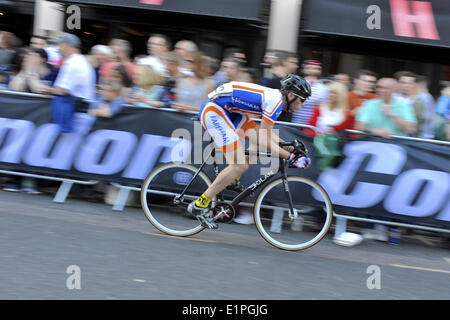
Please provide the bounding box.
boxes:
[304,106,353,136]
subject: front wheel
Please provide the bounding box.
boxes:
[141,162,214,237]
[254,176,333,251]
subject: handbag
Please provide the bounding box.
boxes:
[313,132,346,171]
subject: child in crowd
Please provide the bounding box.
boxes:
[128,64,164,108]
[88,79,126,118]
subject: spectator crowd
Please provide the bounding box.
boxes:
[0,30,447,140]
[0,30,449,234]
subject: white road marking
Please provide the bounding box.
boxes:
[389,264,450,274]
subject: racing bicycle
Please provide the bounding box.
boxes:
[140,137,333,251]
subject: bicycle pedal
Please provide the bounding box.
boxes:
[196,214,218,229]
[226,181,246,193]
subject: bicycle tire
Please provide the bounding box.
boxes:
[141,162,213,237]
[253,175,333,251]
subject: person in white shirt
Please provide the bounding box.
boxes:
[138,34,170,76]
[40,33,95,101]
[174,39,198,76]
[394,72,427,137]
[416,75,436,139]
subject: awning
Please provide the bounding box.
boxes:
[301,0,450,48]
[57,0,265,21]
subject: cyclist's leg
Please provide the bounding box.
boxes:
[191,103,250,211]
[203,149,250,200]
[224,114,259,190]
[236,114,259,151]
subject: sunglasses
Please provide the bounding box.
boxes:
[292,93,307,103]
[148,41,165,46]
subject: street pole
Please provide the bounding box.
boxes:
[266,0,302,53]
[33,0,64,37]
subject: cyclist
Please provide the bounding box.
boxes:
[188,74,312,227]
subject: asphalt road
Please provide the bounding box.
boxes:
[0,190,449,300]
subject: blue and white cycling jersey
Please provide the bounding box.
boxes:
[198,82,285,153]
[206,82,284,126]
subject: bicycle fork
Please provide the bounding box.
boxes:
[280,159,300,221]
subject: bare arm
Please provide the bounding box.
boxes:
[27,74,48,94]
[146,100,165,108]
[88,103,112,118]
[257,120,290,159]
[50,86,69,96]
[171,102,200,112]
[381,103,417,135]
[8,72,28,92]
[355,120,393,138]
[387,113,417,135]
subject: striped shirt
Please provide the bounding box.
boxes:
[291,80,329,124]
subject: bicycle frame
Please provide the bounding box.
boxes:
[174,147,298,219]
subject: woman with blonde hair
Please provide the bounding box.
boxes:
[172,50,216,112]
[128,64,165,108]
[305,81,352,136]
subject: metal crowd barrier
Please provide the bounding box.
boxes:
[0,90,52,100]
[111,118,450,237]
[0,91,100,203]
[333,129,450,236]
[0,169,99,203]
[67,108,450,236]
[1,90,449,237]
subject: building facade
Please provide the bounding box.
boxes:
[1,0,448,96]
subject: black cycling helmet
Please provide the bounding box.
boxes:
[280,74,311,111]
[280,74,311,99]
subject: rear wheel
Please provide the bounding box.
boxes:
[141,162,214,237]
[254,176,333,251]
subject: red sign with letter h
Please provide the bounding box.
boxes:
[140,0,164,5]
[390,0,440,40]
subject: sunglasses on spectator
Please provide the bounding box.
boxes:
[184,58,195,63]
[163,58,178,63]
[148,41,165,46]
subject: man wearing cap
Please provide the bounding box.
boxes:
[42,33,95,101]
[291,59,329,125]
[40,33,96,132]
